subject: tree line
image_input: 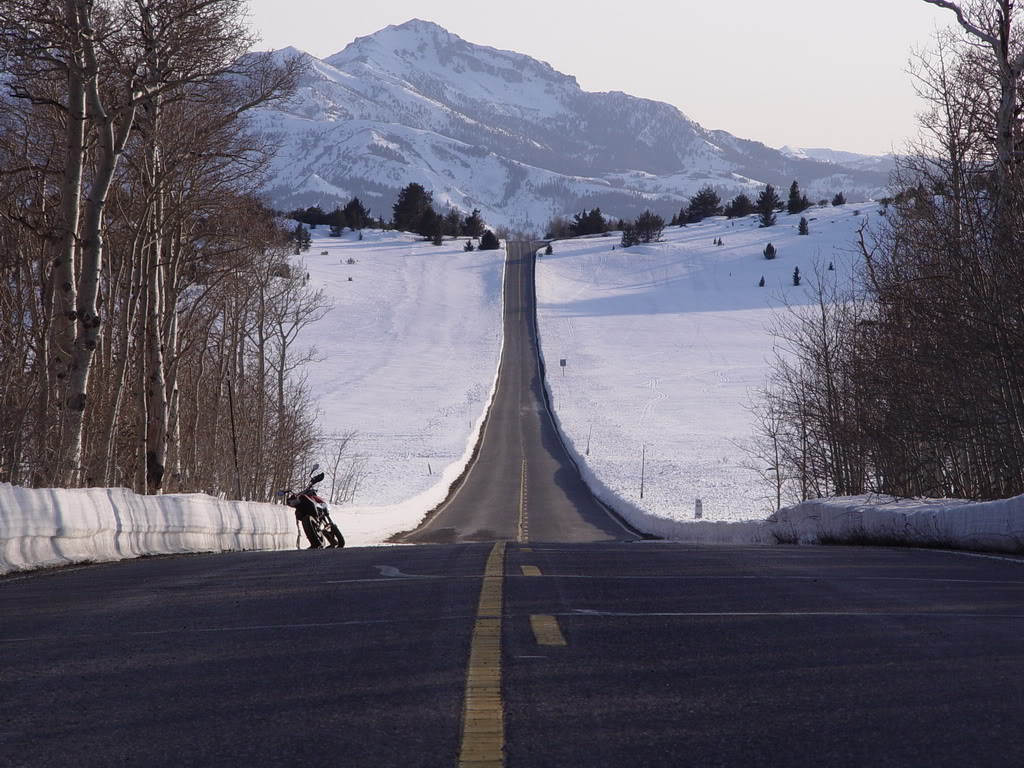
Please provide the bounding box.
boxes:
[286,183,501,248]
[670,182,845,228]
[748,0,1024,509]
[0,0,361,498]
[545,182,849,243]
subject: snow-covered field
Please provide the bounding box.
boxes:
[535,204,1024,552]
[1,229,505,574]
[295,227,504,544]
[535,204,872,528]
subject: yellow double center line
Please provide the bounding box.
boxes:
[458,542,507,767]
[517,459,529,543]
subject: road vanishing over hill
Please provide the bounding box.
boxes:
[400,241,637,545]
[3,245,1023,767]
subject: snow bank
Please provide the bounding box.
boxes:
[771,495,1024,553]
[0,483,293,575]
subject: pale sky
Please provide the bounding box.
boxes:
[246,0,955,156]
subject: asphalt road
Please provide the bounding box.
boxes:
[2,544,1023,766]
[3,244,1023,766]
[400,242,636,545]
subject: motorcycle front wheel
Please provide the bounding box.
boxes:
[327,522,345,549]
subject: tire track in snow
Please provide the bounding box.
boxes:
[634,369,668,427]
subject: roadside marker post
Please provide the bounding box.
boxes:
[640,444,646,499]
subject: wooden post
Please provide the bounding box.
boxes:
[640,444,646,499]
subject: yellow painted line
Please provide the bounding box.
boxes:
[517,459,529,543]
[530,614,567,647]
[458,542,506,767]
[520,547,533,553]
[520,565,541,577]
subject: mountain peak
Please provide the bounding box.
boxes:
[392,18,448,33]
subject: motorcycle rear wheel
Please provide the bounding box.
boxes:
[301,517,323,549]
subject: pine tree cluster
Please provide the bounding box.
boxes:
[681,185,722,223]
[569,208,609,237]
[724,193,756,219]
[619,209,665,248]
[391,183,487,242]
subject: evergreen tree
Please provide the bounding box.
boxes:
[798,217,809,235]
[329,223,344,237]
[343,197,372,230]
[787,181,810,215]
[464,239,476,252]
[620,223,640,248]
[686,185,722,222]
[756,185,780,227]
[443,208,464,237]
[432,222,444,246]
[479,230,501,250]
[392,183,434,232]
[828,261,835,271]
[292,223,311,254]
[570,208,608,236]
[724,193,756,219]
[635,210,665,243]
[758,276,766,287]
[763,242,777,260]
[545,243,553,255]
[416,207,441,239]
[792,266,801,286]
[288,205,330,227]
[462,208,485,238]
[831,191,847,207]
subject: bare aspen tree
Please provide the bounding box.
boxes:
[753,6,1024,502]
[922,1,1024,179]
[0,0,319,496]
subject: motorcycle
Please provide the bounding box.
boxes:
[279,464,346,549]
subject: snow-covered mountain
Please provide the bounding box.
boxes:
[779,145,896,174]
[250,20,891,232]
